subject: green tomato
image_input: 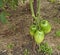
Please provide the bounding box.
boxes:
[30,24,37,37]
[34,30,44,44]
[40,20,51,34]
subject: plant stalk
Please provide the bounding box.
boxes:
[30,0,41,30]
[37,0,40,18]
[29,0,36,20]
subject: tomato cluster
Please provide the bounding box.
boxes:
[30,20,51,44]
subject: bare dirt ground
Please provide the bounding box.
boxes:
[0,0,60,55]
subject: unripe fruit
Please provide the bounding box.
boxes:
[34,30,44,44]
[40,20,51,34]
[30,24,37,37]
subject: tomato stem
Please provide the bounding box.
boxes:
[30,0,41,30]
[29,0,36,20]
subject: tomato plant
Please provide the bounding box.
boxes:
[0,0,52,45]
[29,0,52,45]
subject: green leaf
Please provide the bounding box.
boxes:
[0,11,8,24]
[9,0,18,10]
[14,0,18,6]
[48,0,56,3]
[55,30,60,37]
[22,0,26,3]
[0,0,4,8]
[38,42,53,55]
[7,43,14,49]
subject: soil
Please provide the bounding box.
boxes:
[0,0,60,55]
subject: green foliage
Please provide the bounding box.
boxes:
[0,11,8,24]
[3,0,18,10]
[53,18,60,24]
[0,0,18,9]
[8,0,18,10]
[23,49,29,55]
[57,45,60,50]
[22,0,26,3]
[38,42,53,55]
[0,0,18,24]
[48,0,56,3]
[0,0,4,8]
[7,43,14,49]
[55,30,60,37]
